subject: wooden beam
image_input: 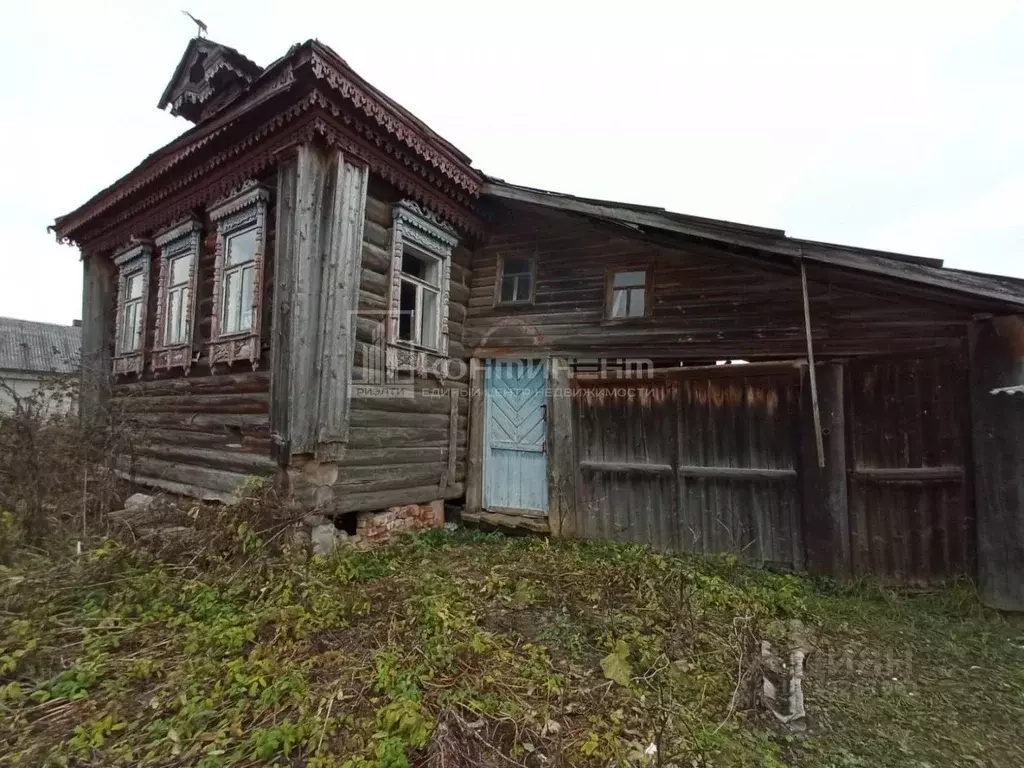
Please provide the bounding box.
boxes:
[445,388,459,491]
[580,460,674,475]
[466,360,485,513]
[546,357,577,537]
[80,251,116,429]
[316,153,369,458]
[269,153,297,464]
[676,465,797,481]
[850,466,965,483]
[802,260,825,468]
[800,362,850,579]
[286,145,330,455]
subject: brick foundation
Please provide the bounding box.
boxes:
[308,500,444,554]
[354,501,445,545]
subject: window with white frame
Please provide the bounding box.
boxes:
[152,218,202,372]
[221,227,258,335]
[207,181,269,368]
[397,247,442,350]
[112,240,153,376]
[165,253,192,344]
[387,200,458,362]
[121,273,145,352]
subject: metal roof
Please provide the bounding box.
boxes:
[0,317,81,375]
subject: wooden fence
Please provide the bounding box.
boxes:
[568,350,975,584]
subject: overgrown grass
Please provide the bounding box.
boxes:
[1,524,1021,767]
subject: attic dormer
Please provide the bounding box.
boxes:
[157,37,263,124]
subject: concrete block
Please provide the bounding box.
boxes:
[311,523,337,556]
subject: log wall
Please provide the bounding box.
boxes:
[109,172,279,501]
[466,202,974,361]
[301,176,471,512]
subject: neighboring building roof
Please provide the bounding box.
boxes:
[0,318,81,375]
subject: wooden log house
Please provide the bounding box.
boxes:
[53,37,1024,608]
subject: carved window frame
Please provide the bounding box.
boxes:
[207,182,270,369]
[112,240,153,377]
[152,218,202,374]
[386,200,458,378]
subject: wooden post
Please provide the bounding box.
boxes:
[546,356,577,537]
[286,144,329,455]
[445,387,459,491]
[316,153,369,457]
[80,251,116,429]
[800,361,850,578]
[801,260,825,468]
[269,152,297,464]
[969,316,1024,611]
[465,359,485,514]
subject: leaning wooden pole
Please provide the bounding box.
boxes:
[801,259,825,468]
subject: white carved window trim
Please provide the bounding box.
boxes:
[152,218,202,374]
[112,241,153,377]
[386,200,458,378]
[207,181,270,369]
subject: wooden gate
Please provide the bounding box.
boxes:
[845,352,974,584]
[574,365,804,568]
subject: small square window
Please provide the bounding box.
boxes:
[608,270,648,319]
[497,255,534,305]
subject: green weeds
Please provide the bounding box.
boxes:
[0,528,1020,766]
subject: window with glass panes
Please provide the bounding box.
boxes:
[120,272,145,352]
[498,256,533,304]
[221,227,258,335]
[164,253,193,344]
[608,270,647,319]
[397,247,441,349]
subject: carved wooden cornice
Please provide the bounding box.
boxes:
[307,48,479,195]
[65,88,484,253]
[55,41,484,251]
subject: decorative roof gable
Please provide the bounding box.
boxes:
[157,37,263,124]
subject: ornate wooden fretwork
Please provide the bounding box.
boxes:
[308,50,478,195]
[207,181,270,370]
[151,218,202,374]
[54,43,487,252]
[385,200,459,380]
[112,240,154,377]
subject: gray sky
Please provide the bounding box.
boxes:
[2,0,1021,325]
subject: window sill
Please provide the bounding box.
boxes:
[386,342,452,381]
[601,315,654,327]
[392,339,443,356]
[214,329,255,341]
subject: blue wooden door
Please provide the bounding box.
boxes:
[484,359,548,515]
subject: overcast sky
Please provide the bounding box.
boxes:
[1,1,1021,325]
